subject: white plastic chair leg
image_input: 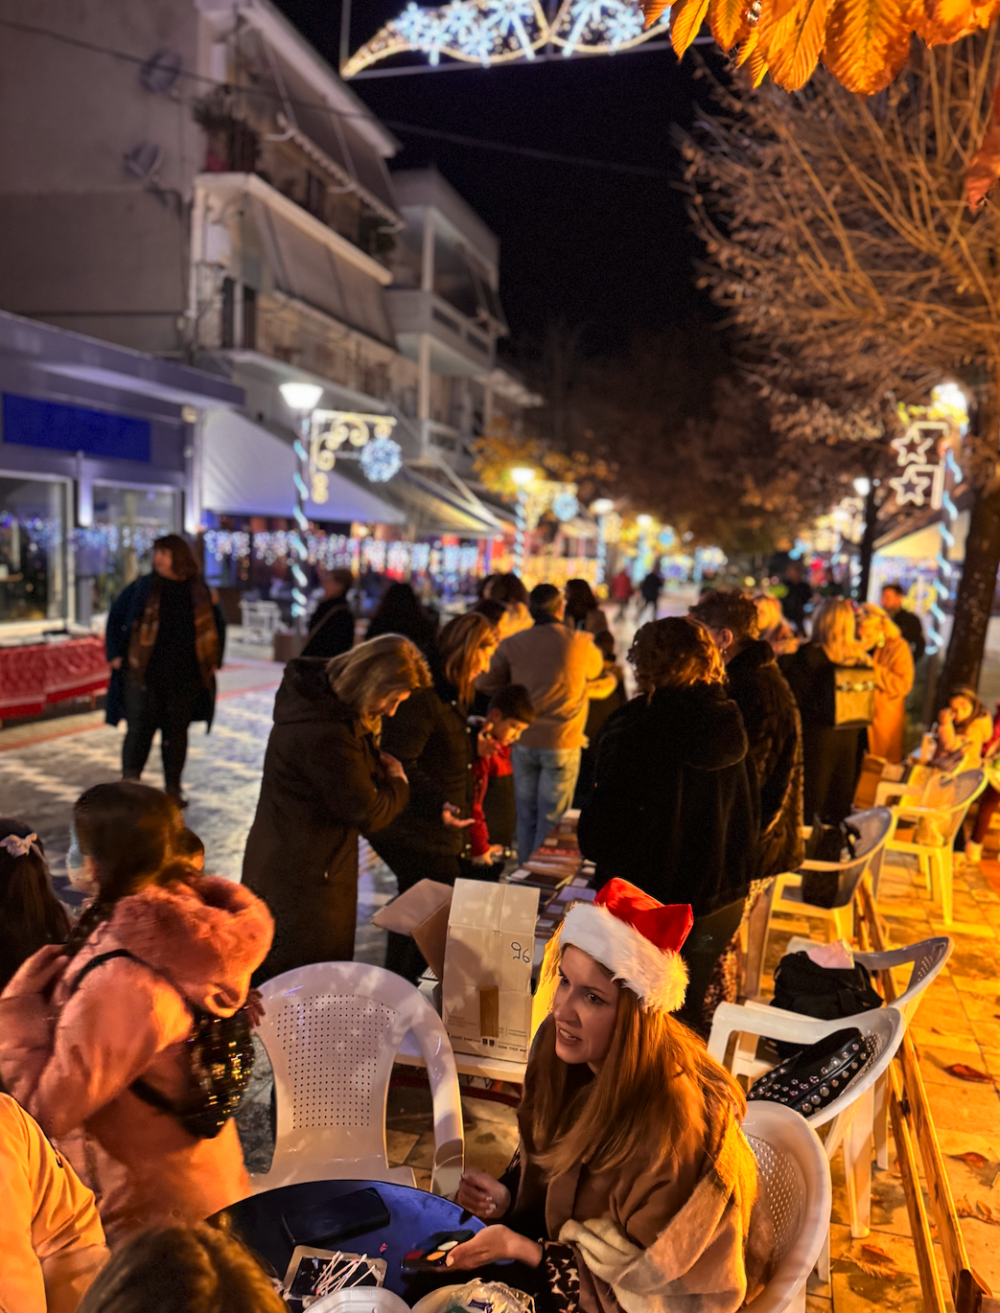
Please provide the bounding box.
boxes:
[920,850,932,896]
[744,882,774,999]
[786,1282,808,1313]
[873,1072,889,1171]
[814,1231,831,1286]
[843,1086,874,1238]
[940,849,954,926]
[831,901,853,944]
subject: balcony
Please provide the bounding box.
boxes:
[387,288,496,375]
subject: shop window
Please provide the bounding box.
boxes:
[0,477,66,625]
[81,486,178,616]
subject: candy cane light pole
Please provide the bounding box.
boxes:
[279,381,324,632]
[510,466,536,575]
[591,498,614,586]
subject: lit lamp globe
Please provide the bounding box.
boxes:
[853,477,871,497]
[636,514,653,528]
[279,381,324,413]
[591,498,615,516]
[931,382,969,419]
[510,466,536,488]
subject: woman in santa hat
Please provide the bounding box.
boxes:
[443,879,773,1313]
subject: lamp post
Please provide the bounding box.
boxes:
[510,466,536,575]
[591,497,614,586]
[279,381,324,632]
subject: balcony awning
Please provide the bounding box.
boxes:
[390,465,502,536]
[201,408,404,524]
[250,198,394,345]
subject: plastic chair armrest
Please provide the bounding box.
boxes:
[799,858,846,872]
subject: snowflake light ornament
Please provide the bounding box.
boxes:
[360,435,403,483]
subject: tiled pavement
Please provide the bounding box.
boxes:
[4,658,1000,1310]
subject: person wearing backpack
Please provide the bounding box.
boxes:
[0,782,273,1247]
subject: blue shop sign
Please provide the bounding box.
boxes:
[2,393,151,462]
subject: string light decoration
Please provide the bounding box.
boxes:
[550,489,580,521]
[343,0,670,76]
[359,434,403,482]
[888,420,950,509]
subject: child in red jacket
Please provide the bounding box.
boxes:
[470,685,535,870]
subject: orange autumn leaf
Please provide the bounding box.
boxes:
[642,0,673,24]
[712,0,751,48]
[949,1150,992,1168]
[764,0,832,87]
[822,0,911,93]
[945,1062,995,1083]
[672,0,711,55]
[749,40,771,82]
[735,27,761,62]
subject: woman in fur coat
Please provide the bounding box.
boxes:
[439,880,773,1313]
[857,605,914,765]
[0,782,273,1247]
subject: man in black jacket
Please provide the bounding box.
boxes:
[690,590,804,880]
[301,568,355,659]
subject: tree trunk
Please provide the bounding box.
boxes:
[939,481,1000,699]
[856,482,880,603]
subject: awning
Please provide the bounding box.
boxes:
[201,408,405,524]
[391,465,501,535]
[250,199,394,345]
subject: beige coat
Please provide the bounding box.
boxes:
[476,621,618,750]
[0,1094,108,1313]
[510,1020,773,1313]
[867,636,914,763]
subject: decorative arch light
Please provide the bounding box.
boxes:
[343,0,670,76]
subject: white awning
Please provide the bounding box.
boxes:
[201,408,405,524]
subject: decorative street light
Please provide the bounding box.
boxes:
[635,513,653,581]
[509,466,536,575]
[590,497,614,585]
[279,381,324,632]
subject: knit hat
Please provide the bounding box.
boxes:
[560,878,693,1014]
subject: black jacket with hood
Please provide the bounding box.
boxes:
[726,639,804,880]
[242,658,408,980]
[578,683,759,916]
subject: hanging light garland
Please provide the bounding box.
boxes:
[359,434,403,483]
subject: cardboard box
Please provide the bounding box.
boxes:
[442,879,539,1063]
[371,879,453,980]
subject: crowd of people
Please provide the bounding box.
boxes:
[1,542,989,1313]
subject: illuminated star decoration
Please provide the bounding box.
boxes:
[359,435,403,482]
[889,464,936,506]
[342,0,670,76]
[891,430,935,466]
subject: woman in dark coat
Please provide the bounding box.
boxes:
[243,635,431,983]
[563,578,609,637]
[364,581,438,657]
[105,535,222,805]
[578,616,758,1035]
[779,598,871,826]
[370,612,499,980]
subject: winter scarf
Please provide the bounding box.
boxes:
[128,574,220,688]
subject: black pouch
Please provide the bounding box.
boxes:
[747,1027,874,1116]
[771,950,882,1056]
[801,819,861,907]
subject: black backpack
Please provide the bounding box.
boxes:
[68,950,254,1140]
[770,950,882,1057]
[801,818,862,907]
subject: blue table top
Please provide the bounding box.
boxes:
[213,1178,484,1300]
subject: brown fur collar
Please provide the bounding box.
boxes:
[108,876,273,1014]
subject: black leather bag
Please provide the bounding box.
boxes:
[747,1027,874,1117]
[801,818,861,907]
[773,951,883,1022]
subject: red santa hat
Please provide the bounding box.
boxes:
[560,879,693,1014]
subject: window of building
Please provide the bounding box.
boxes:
[242,285,257,350]
[221,277,236,348]
[0,477,66,625]
[83,486,179,616]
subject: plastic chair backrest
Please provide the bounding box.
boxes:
[826,807,893,908]
[256,962,462,1189]
[784,934,952,1027]
[741,1103,832,1313]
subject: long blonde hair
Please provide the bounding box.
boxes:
[755,594,785,633]
[327,633,431,733]
[531,973,745,1179]
[858,602,902,644]
[437,612,498,710]
[811,598,868,667]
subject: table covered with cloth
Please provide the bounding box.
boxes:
[0,636,109,720]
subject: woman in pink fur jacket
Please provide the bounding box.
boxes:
[0,782,273,1247]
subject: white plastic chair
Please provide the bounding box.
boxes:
[785,934,952,1168]
[741,1103,832,1313]
[883,769,986,923]
[709,1001,904,1272]
[745,808,894,998]
[254,962,464,1197]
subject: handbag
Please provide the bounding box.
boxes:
[772,951,882,1023]
[833,664,876,728]
[747,1027,875,1116]
[801,818,861,907]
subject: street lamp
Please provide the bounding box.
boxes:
[509,466,536,575]
[853,477,871,497]
[280,381,324,632]
[635,514,653,581]
[590,498,614,585]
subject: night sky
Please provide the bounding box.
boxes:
[274,1,712,355]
